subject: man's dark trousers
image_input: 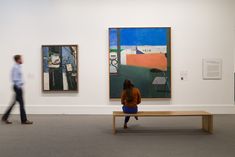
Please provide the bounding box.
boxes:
[2,85,27,122]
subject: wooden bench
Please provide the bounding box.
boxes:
[113,111,213,134]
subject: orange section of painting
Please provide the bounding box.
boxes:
[126,53,167,71]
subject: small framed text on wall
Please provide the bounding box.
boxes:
[202,58,222,80]
[42,45,79,92]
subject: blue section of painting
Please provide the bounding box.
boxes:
[120,28,167,46]
[109,28,117,47]
[110,28,167,46]
[43,47,49,73]
[62,47,76,73]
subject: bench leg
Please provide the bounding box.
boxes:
[113,115,116,134]
[208,115,213,134]
[202,115,213,134]
[202,116,207,131]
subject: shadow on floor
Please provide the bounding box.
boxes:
[113,127,211,136]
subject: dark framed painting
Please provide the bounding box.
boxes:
[109,27,171,99]
[42,45,78,92]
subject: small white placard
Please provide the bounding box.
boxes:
[202,58,222,80]
[180,70,188,81]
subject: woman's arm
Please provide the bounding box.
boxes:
[121,91,126,105]
[137,89,141,104]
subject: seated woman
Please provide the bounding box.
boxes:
[121,80,141,129]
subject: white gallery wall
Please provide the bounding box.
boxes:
[0,0,235,114]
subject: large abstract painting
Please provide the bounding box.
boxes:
[109,27,171,98]
[42,45,78,92]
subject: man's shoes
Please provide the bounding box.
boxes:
[124,124,128,129]
[135,116,139,120]
[1,118,12,124]
[22,120,33,125]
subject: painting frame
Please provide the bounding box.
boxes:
[42,44,79,93]
[108,27,172,100]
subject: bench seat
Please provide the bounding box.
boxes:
[112,111,213,134]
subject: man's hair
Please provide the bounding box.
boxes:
[14,55,21,62]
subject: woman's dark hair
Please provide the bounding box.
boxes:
[123,80,134,102]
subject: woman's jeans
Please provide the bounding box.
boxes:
[122,106,138,124]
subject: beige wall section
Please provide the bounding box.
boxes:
[0,0,235,114]
[234,0,235,72]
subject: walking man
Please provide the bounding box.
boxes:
[1,55,33,124]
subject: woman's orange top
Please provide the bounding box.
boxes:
[121,87,141,108]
